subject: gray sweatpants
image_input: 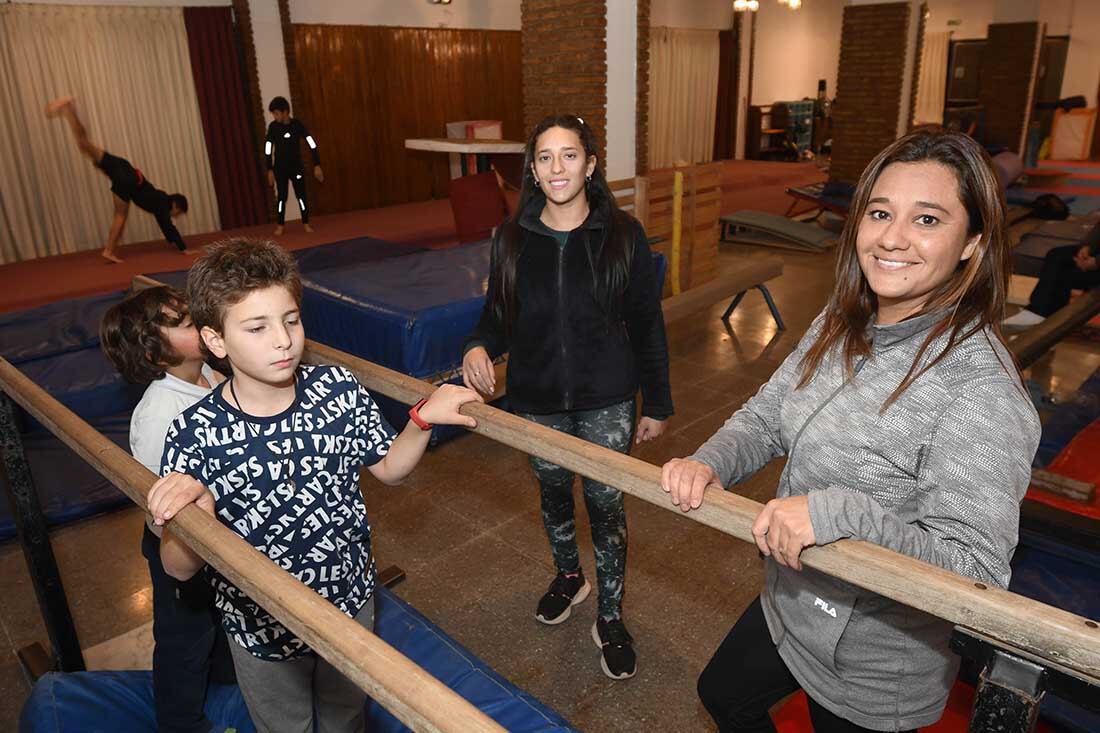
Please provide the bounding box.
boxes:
[228,596,375,733]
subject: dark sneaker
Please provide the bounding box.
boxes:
[592,618,636,680]
[535,570,590,625]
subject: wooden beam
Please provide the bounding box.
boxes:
[660,255,783,324]
[1010,289,1100,369]
[127,276,1100,682]
[299,342,1100,684]
[0,359,505,733]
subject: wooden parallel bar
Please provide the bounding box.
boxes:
[6,322,1100,693]
[299,342,1100,684]
[125,280,1100,681]
[0,360,505,733]
[1010,289,1100,369]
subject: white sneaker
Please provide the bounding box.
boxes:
[1003,309,1045,329]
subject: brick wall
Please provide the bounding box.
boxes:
[521,0,607,165]
[980,22,1042,154]
[636,0,650,174]
[829,2,910,184]
[907,2,926,131]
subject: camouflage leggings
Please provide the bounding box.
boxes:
[520,400,635,621]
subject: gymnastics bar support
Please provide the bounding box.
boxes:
[0,395,85,676]
[301,340,1100,688]
[0,358,504,733]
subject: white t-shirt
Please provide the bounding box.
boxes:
[130,364,217,534]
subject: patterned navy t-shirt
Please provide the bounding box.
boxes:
[161,364,396,660]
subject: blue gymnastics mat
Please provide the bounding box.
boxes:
[20,585,577,733]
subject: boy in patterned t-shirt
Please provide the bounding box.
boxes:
[153,238,481,733]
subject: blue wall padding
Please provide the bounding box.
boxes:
[1,413,134,541]
[0,291,125,365]
[16,350,145,430]
[20,586,577,733]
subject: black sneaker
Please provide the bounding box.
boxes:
[592,618,636,680]
[535,570,590,625]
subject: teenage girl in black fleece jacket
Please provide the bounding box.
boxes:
[461,114,673,681]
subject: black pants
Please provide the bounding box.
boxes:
[1027,244,1100,317]
[96,150,140,200]
[520,401,635,621]
[142,526,236,733]
[697,598,914,733]
[275,168,309,224]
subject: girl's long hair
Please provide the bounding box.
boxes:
[487,114,635,336]
[797,128,1012,408]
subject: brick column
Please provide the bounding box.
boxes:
[636,0,650,174]
[829,2,911,184]
[521,0,608,165]
[907,2,927,131]
[980,22,1043,154]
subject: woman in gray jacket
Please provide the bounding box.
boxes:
[661,129,1041,733]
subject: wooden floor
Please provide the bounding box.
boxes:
[0,159,825,313]
[0,201,464,313]
[3,160,1095,732]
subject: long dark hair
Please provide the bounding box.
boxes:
[798,128,1012,408]
[487,114,636,335]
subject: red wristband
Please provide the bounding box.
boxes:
[408,398,433,431]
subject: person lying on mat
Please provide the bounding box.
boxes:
[461,114,673,681]
[154,238,481,733]
[45,97,190,264]
[101,285,237,733]
[265,96,323,237]
[1003,221,1100,329]
[661,129,1040,733]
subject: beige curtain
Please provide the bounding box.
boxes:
[0,5,219,263]
[913,31,951,127]
[648,27,720,170]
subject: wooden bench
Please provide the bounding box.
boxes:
[661,253,785,329]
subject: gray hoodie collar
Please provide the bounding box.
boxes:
[869,309,949,352]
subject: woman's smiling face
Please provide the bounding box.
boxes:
[856,160,981,324]
[531,125,596,207]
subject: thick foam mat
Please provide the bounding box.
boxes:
[20,585,577,733]
[301,241,491,380]
[0,237,426,540]
[0,290,124,365]
[144,234,427,291]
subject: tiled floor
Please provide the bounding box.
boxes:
[1,239,1096,731]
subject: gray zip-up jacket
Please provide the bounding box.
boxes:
[691,310,1040,731]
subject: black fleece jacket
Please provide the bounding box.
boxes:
[463,197,673,419]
